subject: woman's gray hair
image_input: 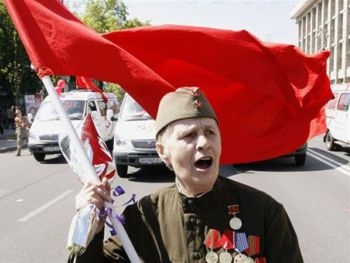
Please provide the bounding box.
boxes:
[156,124,174,171]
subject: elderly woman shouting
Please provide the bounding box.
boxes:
[68,87,303,263]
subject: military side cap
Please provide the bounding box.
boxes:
[155,87,218,137]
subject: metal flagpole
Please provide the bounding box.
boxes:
[41,76,140,263]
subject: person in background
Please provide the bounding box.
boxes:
[6,106,14,129]
[14,108,29,156]
[0,108,5,134]
[68,87,303,263]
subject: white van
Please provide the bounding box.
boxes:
[113,93,163,178]
[28,90,119,162]
[324,84,350,150]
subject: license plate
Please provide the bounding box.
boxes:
[139,157,162,164]
[43,146,60,152]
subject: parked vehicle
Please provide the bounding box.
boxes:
[324,84,350,150]
[28,90,119,162]
[113,93,163,178]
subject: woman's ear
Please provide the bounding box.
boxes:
[156,142,170,166]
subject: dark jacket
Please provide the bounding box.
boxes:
[68,176,303,263]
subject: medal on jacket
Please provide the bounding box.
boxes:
[242,256,254,263]
[233,253,247,263]
[228,205,242,230]
[204,229,221,263]
[219,229,235,263]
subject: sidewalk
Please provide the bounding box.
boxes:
[0,128,17,153]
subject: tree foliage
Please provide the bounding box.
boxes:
[0,0,149,107]
[0,0,42,107]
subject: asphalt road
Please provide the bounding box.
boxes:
[0,135,349,262]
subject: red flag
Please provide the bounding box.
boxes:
[5,0,333,164]
[103,26,333,162]
[80,114,116,182]
[58,113,116,182]
[4,0,173,117]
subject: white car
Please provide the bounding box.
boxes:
[28,90,119,162]
[113,93,163,178]
[324,84,350,150]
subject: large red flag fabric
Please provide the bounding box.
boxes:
[5,0,333,164]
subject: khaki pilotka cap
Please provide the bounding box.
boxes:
[155,87,218,137]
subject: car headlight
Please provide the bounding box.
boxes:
[28,132,39,141]
[114,135,132,147]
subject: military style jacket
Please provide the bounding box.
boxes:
[68,176,303,263]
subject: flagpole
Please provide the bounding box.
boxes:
[41,76,140,263]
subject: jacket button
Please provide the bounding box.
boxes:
[193,251,201,260]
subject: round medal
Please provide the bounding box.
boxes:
[242,257,255,263]
[233,253,247,263]
[229,217,242,230]
[219,251,232,263]
[232,251,238,258]
[205,251,219,263]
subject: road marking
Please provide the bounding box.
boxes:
[308,149,350,176]
[17,189,74,223]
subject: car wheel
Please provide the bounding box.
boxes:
[33,153,45,162]
[325,131,336,151]
[295,153,306,166]
[116,164,128,178]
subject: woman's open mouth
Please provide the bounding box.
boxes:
[194,156,213,169]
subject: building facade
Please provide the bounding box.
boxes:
[290,0,350,85]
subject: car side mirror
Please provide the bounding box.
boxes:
[107,109,118,121]
[27,113,34,123]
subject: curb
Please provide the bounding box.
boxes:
[0,129,17,153]
[0,143,17,153]
[0,147,17,153]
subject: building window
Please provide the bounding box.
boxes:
[331,0,336,17]
[338,13,344,41]
[317,2,322,26]
[330,18,335,45]
[330,46,335,73]
[337,42,343,74]
[339,0,344,12]
[325,0,329,21]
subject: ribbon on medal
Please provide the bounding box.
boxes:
[220,229,235,250]
[228,204,242,230]
[245,235,261,257]
[235,232,249,252]
[254,257,267,263]
[204,229,221,249]
[219,229,235,263]
[204,229,221,263]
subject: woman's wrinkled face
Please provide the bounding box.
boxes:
[157,118,221,196]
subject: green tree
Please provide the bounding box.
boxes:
[0,0,42,107]
[0,0,149,106]
[81,0,149,33]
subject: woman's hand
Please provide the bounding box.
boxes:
[75,177,113,233]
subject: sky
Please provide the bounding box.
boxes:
[123,0,301,45]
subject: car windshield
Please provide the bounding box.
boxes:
[121,95,151,121]
[35,100,85,121]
